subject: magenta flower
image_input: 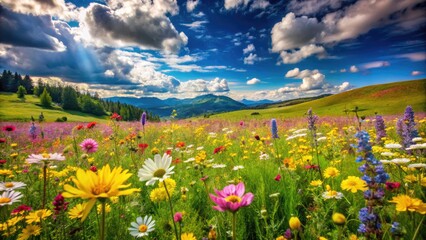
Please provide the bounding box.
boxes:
[209,182,254,212]
[80,138,98,153]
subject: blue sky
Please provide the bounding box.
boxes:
[0,0,425,101]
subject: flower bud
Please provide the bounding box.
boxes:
[332,213,346,225]
[289,216,301,230]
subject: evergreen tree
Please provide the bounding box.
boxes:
[34,79,44,96]
[40,88,52,107]
[17,85,27,100]
[62,86,80,110]
[22,75,34,94]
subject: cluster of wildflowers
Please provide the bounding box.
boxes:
[355,131,389,237]
[397,106,419,150]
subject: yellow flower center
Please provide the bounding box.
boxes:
[42,153,50,159]
[0,197,11,204]
[153,168,166,178]
[92,184,111,195]
[225,195,241,203]
[5,182,14,188]
[37,211,44,218]
[347,181,357,187]
[139,224,148,232]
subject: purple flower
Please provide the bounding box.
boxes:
[400,106,419,150]
[141,112,147,127]
[80,138,98,153]
[29,123,37,140]
[374,115,386,143]
[173,212,183,222]
[271,119,279,139]
[209,182,254,212]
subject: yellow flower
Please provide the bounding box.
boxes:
[348,234,359,240]
[276,236,286,240]
[310,180,323,187]
[318,237,328,240]
[151,147,160,155]
[341,176,368,193]
[0,169,13,177]
[149,178,176,203]
[181,232,196,240]
[97,203,111,214]
[10,153,18,158]
[289,216,301,230]
[323,167,339,178]
[17,225,41,240]
[332,213,346,225]
[404,174,417,183]
[195,151,207,164]
[62,165,140,221]
[389,195,426,213]
[10,143,18,148]
[26,209,52,224]
[68,203,87,220]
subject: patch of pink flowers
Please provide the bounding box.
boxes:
[209,182,254,212]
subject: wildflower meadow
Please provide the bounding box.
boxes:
[0,106,425,240]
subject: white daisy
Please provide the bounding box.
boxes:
[196,146,204,150]
[138,153,174,186]
[391,158,411,164]
[322,190,344,200]
[184,158,195,163]
[412,137,423,142]
[407,163,426,169]
[385,143,402,149]
[259,153,270,160]
[232,165,244,171]
[380,160,391,164]
[26,153,65,164]
[406,143,426,150]
[128,215,155,238]
[0,182,26,191]
[317,136,327,142]
[380,152,395,157]
[0,190,23,206]
[212,164,226,168]
[293,128,307,134]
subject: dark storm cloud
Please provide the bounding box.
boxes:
[0,6,65,51]
[83,3,187,53]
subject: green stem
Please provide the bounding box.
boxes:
[42,164,47,209]
[100,201,106,240]
[412,215,425,240]
[232,212,237,240]
[164,182,179,240]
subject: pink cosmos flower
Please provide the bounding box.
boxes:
[209,182,254,212]
[80,138,98,153]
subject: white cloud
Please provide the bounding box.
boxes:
[278,44,325,64]
[247,78,260,85]
[181,20,209,30]
[340,69,347,73]
[104,70,114,77]
[361,61,390,69]
[337,81,351,92]
[186,0,200,12]
[411,71,423,76]
[250,0,270,11]
[224,0,250,10]
[299,72,326,90]
[396,52,426,61]
[287,0,342,15]
[244,53,262,65]
[349,65,359,73]
[192,12,205,18]
[243,44,255,54]
[179,78,229,92]
[271,0,426,64]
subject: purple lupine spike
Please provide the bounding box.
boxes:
[141,112,147,127]
[374,115,386,143]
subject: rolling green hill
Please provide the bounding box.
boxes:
[210,79,426,120]
[0,92,108,122]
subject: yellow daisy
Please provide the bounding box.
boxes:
[323,167,340,178]
[26,209,52,224]
[62,164,140,221]
[340,176,368,193]
[17,225,41,240]
[181,232,197,240]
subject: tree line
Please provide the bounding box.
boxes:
[0,70,159,121]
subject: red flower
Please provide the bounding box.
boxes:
[110,112,122,121]
[11,204,32,215]
[166,149,172,155]
[385,181,401,191]
[76,125,84,130]
[172,158,181,164]
[138,143,149,153]
[274,174,281,181]
[304,164,319,170]
[2,125,16,132]
[90,165,97,172]
[213,146,226,154]
[200,176,209,182]
[176,141,185,148]
[87,122,97,129]
[0,159,6,164]
[0,138,6,143]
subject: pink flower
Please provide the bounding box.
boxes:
[274,174,281,181]
[80,138,98,153]
[174,212,183,222]
[209,182,254,212]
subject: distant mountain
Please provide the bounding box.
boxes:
[240,99,275,106]
[105,94,247,118]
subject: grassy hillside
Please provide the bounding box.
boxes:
[211,79,426,120]
[0,92,108,122]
